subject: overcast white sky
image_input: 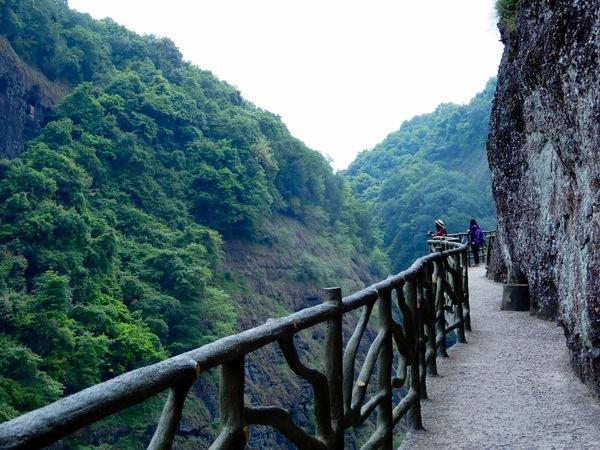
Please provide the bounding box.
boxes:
[69,0,503,170]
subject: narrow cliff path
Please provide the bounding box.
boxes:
[399,266,600,450]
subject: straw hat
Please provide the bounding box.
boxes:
[435,219,445,228]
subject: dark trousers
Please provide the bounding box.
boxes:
[470,244,480,265]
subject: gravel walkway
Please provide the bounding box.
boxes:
[399,266,600,450]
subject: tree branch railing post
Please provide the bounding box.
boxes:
[376,287,394,449]
[433,257,448,358]
[416,275,428,400]
[423,262,438,376]
[405,279,424,431]
[323,287,344,450]
[461,248,471,332]
[446,255,467,344]
[210,357,247,450]
[147,380,193,450]
[0,239,473,450]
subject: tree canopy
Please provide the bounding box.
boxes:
[345,79,497,271]
[0,0,387,433]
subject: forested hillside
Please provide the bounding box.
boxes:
[0,1,388,447]
[346,79,497,271]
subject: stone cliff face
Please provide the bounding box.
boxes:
[488,0,600,395]
[0,36,66,158]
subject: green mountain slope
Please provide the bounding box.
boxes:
[346,79,497,271]
[0,1,388,447]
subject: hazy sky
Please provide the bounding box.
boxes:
[69,0,504,169]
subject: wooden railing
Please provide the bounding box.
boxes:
[0,239,471,450]
[445,230,496,267]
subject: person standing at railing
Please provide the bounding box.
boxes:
[428,219,448,238]
[468,219,484,267]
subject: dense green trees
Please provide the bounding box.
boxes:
[346,79,497,271]
[0,0,386,431]
[0,0,496,446]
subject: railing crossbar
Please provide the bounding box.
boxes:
[445,320,465,334]
[0,240,474,450]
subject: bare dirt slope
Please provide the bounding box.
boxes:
[400,266,600,449]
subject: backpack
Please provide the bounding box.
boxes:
[474,227,484,246]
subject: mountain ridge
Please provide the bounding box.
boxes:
[345,79,497,271]
[0,1,386,447]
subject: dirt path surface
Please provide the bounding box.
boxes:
[399,266,600,450]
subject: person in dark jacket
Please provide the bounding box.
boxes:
[468,219,484,266]
[428,219,447,238]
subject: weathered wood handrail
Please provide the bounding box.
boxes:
[0,240,471,450]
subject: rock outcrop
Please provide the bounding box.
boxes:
[488,0,600,395]
[0,36,66,158]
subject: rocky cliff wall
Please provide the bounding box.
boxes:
[488,0,600,395]
[0,36,66,158]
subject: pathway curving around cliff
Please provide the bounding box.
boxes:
[399,266,600,450]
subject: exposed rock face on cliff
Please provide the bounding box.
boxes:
[0,37,66,158]
[488,0,600,395]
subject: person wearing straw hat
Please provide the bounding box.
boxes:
[428,219,447,238]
